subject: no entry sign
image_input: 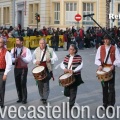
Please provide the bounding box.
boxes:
[75,14,82,22]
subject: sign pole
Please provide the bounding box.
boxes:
[37,21,38,31]
[77,21,79,30]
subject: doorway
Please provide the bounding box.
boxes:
[17,10,23,29]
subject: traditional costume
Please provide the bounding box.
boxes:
[32,46,58,104]
[0,47,12,107]
[11,46,32,104]
[95,44,120,108]
[60,54,84,109]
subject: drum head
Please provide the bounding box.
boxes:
[96,70,105,74]
[32,66,45,73]
[59,73,72,80]
[97,67,111,75]
[103,67,111,72]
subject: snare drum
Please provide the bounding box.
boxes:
[96,67,113,81]
[59,73,75,87]
[32,66,47,80]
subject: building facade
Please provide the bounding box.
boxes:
[0,0,119,29]
[0,0,12,27]
[110,0,120,27]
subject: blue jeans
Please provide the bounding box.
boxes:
[79,40,84,49]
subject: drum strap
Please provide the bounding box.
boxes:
[41,46,47,62]
[68,63,72,70]
[104,46,112,65]
[68,56,73,70]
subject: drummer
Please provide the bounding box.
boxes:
[32,38,58,105]
[95,35,120,113]
[60,44,84,110]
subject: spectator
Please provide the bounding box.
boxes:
[42,26,48,36]
[79,27,84,50]
[27,26,33,36]
[11,27,19,38]
[54,31,59,51]
[1,32,8,48]
[63,31,68,50]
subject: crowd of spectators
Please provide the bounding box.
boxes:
[0,25,120,51]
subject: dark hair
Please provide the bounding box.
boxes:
[70,44,78,54]
[103,35,111,40]
[16,37,24,41]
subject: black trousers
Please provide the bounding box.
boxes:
[69,86,77,106]
[64,85,78,107]
[101,70,115,106]
[14,68,28,102]
[64,74,84,107]
[0,71,6,106]
[55,42,59,51]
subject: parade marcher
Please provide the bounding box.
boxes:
[0,37,12,108]
[95,35,120,113]
[32,38,58,105]
[60,44,84,109]
[11,37,32,104]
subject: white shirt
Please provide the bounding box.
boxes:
[60,55,83,73]
[11,47,32,64]
[0,50,12,75]
[95,45,120,67]
[32,48,58,65]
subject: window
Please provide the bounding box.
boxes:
[54,3,60,24]
[83,3,94,25]
[3,7,10,24]
[29,4,33,24]
[118,4,120,12]
[29,3,39,24]
[0,8,1,25]
[118,4,120,25]
[65,2,77,25]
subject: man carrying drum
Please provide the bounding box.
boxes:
[95,35,120,113]
[11,37,32,104]
[32,38,58,105]
[60,44,84,110]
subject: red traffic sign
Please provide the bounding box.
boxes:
[75,14,82,22]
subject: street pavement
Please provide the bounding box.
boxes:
[2,48,120,120]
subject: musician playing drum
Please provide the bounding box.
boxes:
[11,37,32,104]
[95,35,120,113]
[32,38,58,105]
[60,44,84,110]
